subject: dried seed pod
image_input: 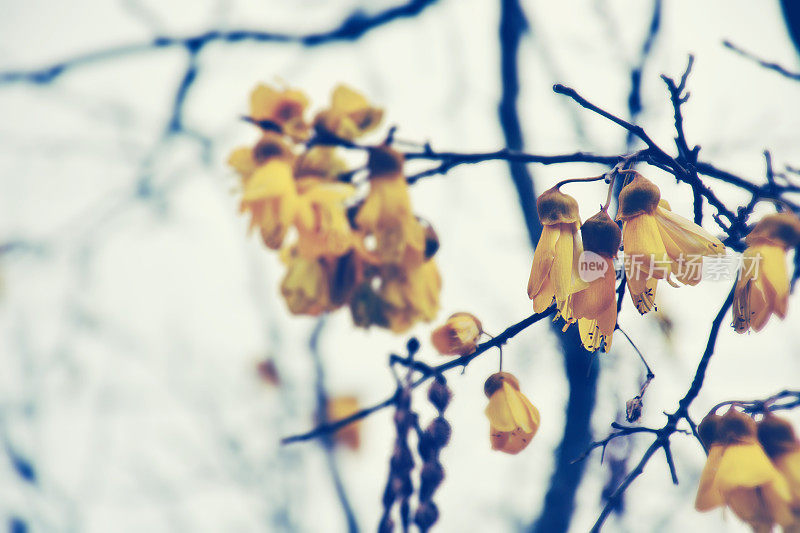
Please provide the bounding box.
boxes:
[419,461,445,501]
[426,417,452,448]
[427,377,451,412]
[413,501,439,531]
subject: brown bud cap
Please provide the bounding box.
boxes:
[537,186,580,225]
[746,212,800,249]
[367,146,404,178]
[448,312,483,333]
[581,210,622,258]
[698,413,722,449]
[757,414,800,459]
[617,172,661,220]
[484,372,519,398]
[252,132,293,163]
[717,408,756,445]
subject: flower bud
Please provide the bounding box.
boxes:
[581,210,622,258]
[537,186,580,225]
[746,212,800,249]
[617,172,660,219]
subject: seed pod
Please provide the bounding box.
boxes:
[378,516,394,533]
[617,172,660,220]
[426,417,452,448]
[427,378,451,412]
[406,337,421,356]
[413,501,439,530]
[419,461,445,501]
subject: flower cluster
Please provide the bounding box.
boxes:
[695,409,800,531]
[229,83,441,332]
[527,170,800,351]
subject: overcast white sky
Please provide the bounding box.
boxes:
[1,1,800,532]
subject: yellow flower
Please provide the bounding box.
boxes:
[571,209,621,352]
[733,212,800,333]
[431,312,483,356]
[527,186,588,322]
[758,414,800,528]
[380,260,441,333]
[355,147,426,266]
[694,410,794,531]
[249,83,309,141]
[239,159,300,249]
[280,246,332,316]
[314,84,383,141]
[327,396,361,450]
[617,172,724,314]
[294,146,347,180]
[484,372,540,454]
[294,179,356,259]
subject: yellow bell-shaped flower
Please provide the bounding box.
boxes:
[694,409,794,531]
[758,414,800,529]
[733,212,800,333]
[239,159,301,250]
[527,186,588,322]
[484,372,540,454]
[571,209,621,352]
[618,172,724,314]
[249,83,310,141]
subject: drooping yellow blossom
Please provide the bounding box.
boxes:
[249,83,310,141]
[733,212,800,333]
[380,260,441,333]
[240,159,300,249]
[327,396,362,450]
[617,172,724,314]
[571,209,621,352]
[431,312,483,356]
[280,246,332,316]
[294,146,347,180]
[294,179,356,259]
[527,186,588,322]
[695,409,794,531]
[484,372,540,454]
[758,414,800,529]
[355,147,426,266]
[314,84,383,141]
